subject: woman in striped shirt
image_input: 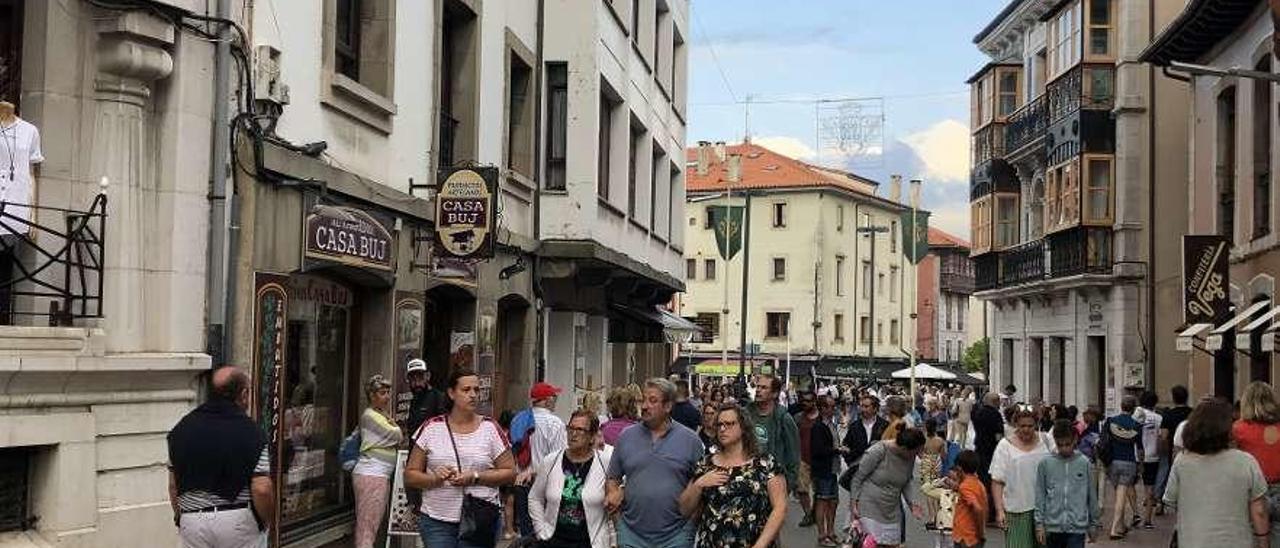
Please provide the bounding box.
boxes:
[353,374,402,548]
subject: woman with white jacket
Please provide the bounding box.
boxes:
[528,409,614,548]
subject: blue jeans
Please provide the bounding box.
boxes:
[1045,532,1086,548]
[513,484,533,536]
[418,515,497,548]
[616,518,693,548]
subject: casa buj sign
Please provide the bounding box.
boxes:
[304,205,394,271]
[436,167,497,259]
[1182,235,1230,325]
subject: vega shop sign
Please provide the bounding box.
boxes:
[436,167,497,259]
[304,205,395,271]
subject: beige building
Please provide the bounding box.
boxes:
[1142,0,1280,401]
[679,142,919,382]
[968,0,1190,411]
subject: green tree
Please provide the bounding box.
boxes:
[961,338,988,373]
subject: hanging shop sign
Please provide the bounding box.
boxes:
[436,166,497,259]
[710,205,745,260]
[1182,235,1230,324]
[303,205,395,271]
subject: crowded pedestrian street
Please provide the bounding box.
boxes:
[5,0,1280,547]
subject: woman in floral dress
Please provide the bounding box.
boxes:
[679,403,788,548]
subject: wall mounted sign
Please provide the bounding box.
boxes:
[1182,235,1230,324]
[303,205,394,271]
[251,272,288,548]
[435,167,497,259]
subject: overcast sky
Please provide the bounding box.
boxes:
[686,0,1009,237]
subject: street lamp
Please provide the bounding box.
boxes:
[857,225,890,384]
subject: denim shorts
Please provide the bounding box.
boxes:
[813,473,838,500]
[418,515,498,548]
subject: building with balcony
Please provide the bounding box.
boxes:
[968,0,1190,411]
[1142,0,1280,401]
[917,229,983,366]
[678,141,920,382]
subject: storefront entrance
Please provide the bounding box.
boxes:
[279,274,357,536]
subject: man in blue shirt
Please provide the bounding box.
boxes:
[1103,395,1143,539]
[605,377,704,548]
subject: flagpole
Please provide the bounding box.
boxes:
[722,182,731,381]
[909,179,921,401]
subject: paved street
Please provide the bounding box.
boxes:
[776,490,1176,548]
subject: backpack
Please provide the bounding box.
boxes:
[339,428,361,472]
[509,408,536,469]
[1095,419,1113,465]
[1078,429,1100,461]
[940,440,961,476]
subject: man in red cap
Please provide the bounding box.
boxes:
[510,381,567,537]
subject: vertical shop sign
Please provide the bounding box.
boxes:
[252,272,288,548]
[1182,235,1230,324]
[476,314,496,416]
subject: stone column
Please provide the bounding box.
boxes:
[91,12,173,352]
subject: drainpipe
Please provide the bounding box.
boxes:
[206,0,234,367]
[532,0,547,382]
[1146,0,1157,391]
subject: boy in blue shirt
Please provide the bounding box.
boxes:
[1035,419,1100,548]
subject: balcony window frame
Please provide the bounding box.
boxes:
[996,67,1022,118]
[1047,0,1082,81]
[1045,158,1081,235]
[1084,0,1114,61]
[994,194,1020,250]
[1083,154,1114,225]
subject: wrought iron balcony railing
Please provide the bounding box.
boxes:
[999,239,1047,286]
[940,272,976,295]
[1048,228,1113,278]
[972,123,1006,166]
[0,191,107,326]
[1047,65,1115,124]
[1004,94,1046,157]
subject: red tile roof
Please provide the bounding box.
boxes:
[928,227,970,249]
[685,142,881,195]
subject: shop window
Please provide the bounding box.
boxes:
[1254,57,1272,239]
[506,50,534,177]
[544,63,568,190]
[0,0,23,107]
[704,258,716,280]
[766,312,790,339]
[281,276,354,527]
[1084,156,1113,224]
[1218,87,1237,242]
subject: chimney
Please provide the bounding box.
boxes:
[696,140,711,176]
[889,174,902,203]
[727,153,742,183]
[714,141,727,162]
[909,179,923,209]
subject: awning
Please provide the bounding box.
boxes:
[608,303,700,343]
[891,363,957,380]
[1235,305,1280,352]
[1206,300,1271,351]
[1175,323,1212,352]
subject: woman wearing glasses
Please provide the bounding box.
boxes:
[679,404,788,548]
[528,409,614,548]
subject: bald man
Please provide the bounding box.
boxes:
[167,366,275,547]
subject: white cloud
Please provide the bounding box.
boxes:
[751,136,816,160]
[902,119,970,184]
[928,202,970,241]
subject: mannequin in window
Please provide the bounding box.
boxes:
[0,99,42,324]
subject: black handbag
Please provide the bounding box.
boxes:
[446,418,501,548]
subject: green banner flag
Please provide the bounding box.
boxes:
[711,205,745,260]
[901,209,930,264]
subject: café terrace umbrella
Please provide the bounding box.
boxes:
[890,363,957,380]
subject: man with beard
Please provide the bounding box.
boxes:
[404,358,447,435]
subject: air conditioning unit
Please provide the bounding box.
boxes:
[254,45,289,105]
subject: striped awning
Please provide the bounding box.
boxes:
[1236,305,1280,352]
[1206,301,1272,351]
[1175,323,1212,352]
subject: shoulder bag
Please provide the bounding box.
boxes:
[447,417,501,548]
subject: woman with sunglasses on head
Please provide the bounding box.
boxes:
[352,375,402,548]
[990,404,1052,548]
[679,404,788,548]
[528,409,614,548]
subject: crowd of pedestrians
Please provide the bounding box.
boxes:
[163,361,1280,548]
